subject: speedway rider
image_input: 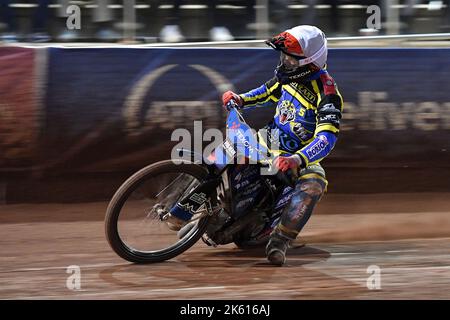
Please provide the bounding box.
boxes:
[222,25,344,266]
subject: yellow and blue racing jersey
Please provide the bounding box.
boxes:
[239,70,343,167]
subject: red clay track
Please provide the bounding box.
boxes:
[1,193,450,299]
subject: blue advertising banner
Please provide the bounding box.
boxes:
[2,47,450,175]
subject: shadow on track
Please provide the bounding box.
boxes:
[98,246,331,289]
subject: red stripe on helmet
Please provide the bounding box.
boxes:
[277,31,303,56]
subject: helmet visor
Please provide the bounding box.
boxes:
[280,52,302,71]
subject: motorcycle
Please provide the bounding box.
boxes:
[105,101,298,263]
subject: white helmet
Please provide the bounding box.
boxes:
[265,25,328,83]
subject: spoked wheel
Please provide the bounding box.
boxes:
[105,160,214,263]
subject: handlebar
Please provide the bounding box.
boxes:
[276,167,299,188]
[265,162,299,188]
[225,99,239,111]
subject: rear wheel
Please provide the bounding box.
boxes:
[105,160,214,263]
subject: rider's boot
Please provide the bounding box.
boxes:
[265,230,290,266]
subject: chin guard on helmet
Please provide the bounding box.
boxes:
[273,48,317,84]
[274,63,316,84]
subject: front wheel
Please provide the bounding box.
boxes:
[105,160,214,263]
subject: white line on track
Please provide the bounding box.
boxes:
[318,236,450,246]
[384,266,450,272]
[0,262,131,273]
[385,250,419,253]
[331,249,421,255]
[331,252,363,256]
[8,286,227,300]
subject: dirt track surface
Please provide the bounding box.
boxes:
[2,193,450,300]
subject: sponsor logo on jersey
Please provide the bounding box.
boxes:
[290,83,317,104]
[279,101,296,125]
[320,103,337,111]
[293,123,310,140]
[306,135,329,159]
[319,114,339,122]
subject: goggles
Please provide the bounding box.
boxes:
[266,37,327,68]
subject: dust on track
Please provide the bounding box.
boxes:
[1,193,450,299]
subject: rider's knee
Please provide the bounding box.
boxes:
[297,177,326,200]
[300,180,324,196]
[298,164,328,193]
